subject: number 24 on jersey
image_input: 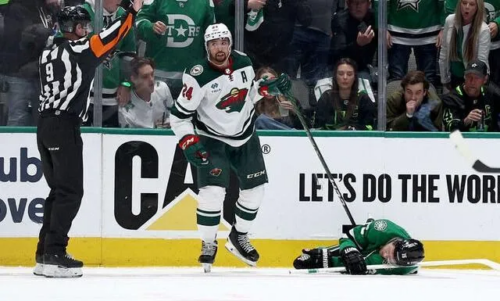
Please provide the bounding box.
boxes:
[182,84,193,100]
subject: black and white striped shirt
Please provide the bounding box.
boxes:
[38,7,136,121]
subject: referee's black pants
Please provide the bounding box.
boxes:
[35,110,84,256]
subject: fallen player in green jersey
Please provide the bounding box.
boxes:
[293,219,425,275]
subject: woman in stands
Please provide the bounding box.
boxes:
[314,58,376,130]
[254,66,303,130]
[439,0,490,91]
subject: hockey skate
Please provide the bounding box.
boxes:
[43,253,83,278]
[198,241,218,273]
[33,254,44,276]
[225,228,259,266]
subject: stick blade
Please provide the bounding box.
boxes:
[450,130,500,173]
[472,160,500,173]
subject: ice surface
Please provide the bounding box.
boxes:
[1,267,499,301]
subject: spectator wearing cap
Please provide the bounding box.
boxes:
[442,59,500,132]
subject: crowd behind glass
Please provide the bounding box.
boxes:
[0,0,499,132]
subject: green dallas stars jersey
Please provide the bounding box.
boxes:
[136,0,215,78]
[445,0,500,49]
[83,0,136,105]
[170,51,263,147]
[374,0,444,46]
[330,219,418,275]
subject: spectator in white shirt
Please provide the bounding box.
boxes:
[119,57,174,128]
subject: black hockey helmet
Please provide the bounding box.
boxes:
[57,5,91,33]
[394,239,424,266]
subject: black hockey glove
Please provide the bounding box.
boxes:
[293,248,334,269]
[179,135,209,167]
[340,247,367,275]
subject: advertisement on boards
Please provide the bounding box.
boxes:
[0,133,102,237]
[102,134,500,241]
[2,132,499,241]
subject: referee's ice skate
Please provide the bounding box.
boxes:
[33,254,44,276]
[42,254,83,278]
[198,241,218,273]
[225,228,259,266]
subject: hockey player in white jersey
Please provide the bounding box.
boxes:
[170,23,291,272]
[118,57,173,128]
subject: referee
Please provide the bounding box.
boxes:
[34,1,143,278]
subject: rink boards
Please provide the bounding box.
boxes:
[1,129,499,267]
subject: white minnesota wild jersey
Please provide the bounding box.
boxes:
[118,81,173,128]
[170,51,263,147]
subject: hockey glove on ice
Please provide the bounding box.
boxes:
[179,135,209,167]
[340,247,367,275]
[259,73,292,97]
[293,248,334,269]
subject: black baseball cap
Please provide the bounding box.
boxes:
[464,60,488,77]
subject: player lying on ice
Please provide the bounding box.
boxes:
[293,219,425,275]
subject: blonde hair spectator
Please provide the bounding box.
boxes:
[449,0,486,62]
[440,0,491,90]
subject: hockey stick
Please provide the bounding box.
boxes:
[282,91,357,226]
[289,259,500,274]
[450,130,500,173]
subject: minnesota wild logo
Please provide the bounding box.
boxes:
[216,88,248,113]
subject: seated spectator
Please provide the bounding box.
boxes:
[314,58,376,130]
[330,0,376,82]
[440,0,490,91]
[442,59,500,132]
[254,66,302,130]
[119,58,173,128]
[387,71,443,131]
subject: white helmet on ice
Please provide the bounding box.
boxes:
[204,23,232,53]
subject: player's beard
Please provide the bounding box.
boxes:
[210,51,228,65]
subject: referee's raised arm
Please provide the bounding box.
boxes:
[82,1,142,64]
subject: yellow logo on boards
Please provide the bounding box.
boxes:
[145,191,229,231]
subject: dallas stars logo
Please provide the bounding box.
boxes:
[166,15,201,48]
[397,0,421,12]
